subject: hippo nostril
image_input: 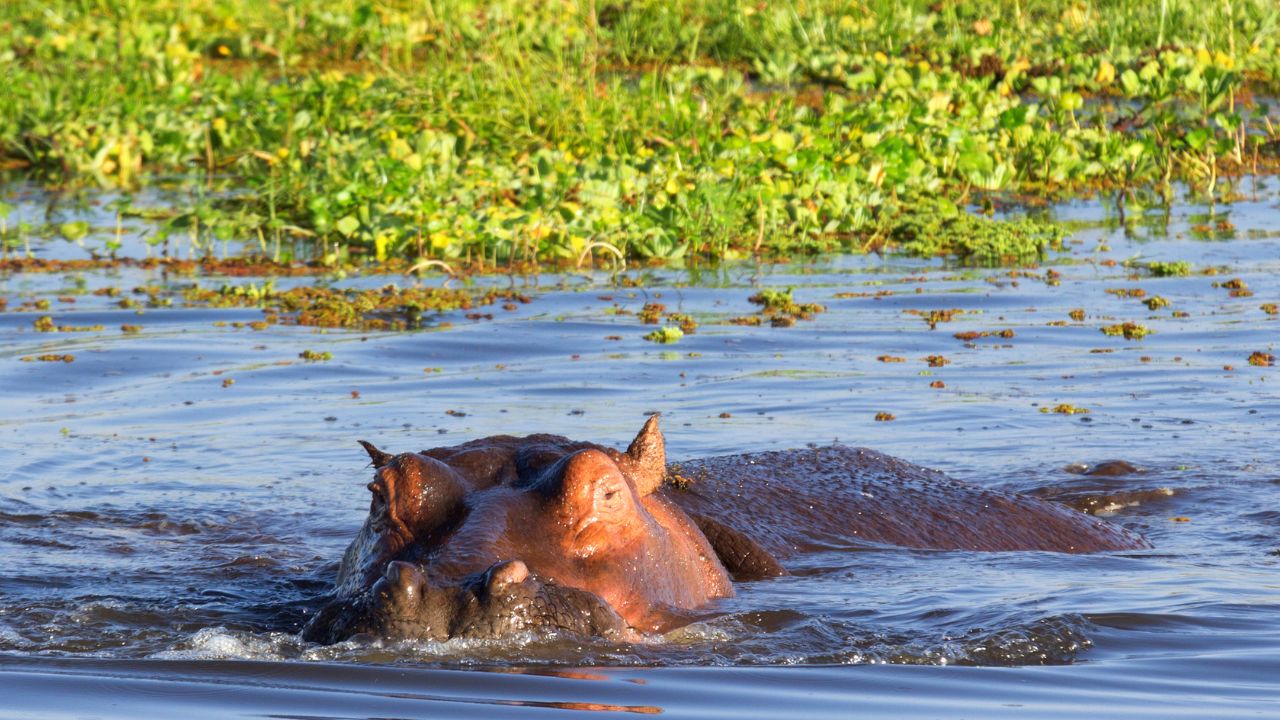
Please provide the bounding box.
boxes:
[384,561,425,601]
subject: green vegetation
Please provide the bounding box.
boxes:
[887,200,1064,263]
[3,1,1279,267]
[185,281,526,329]
[1147,260,1193,276]
[644,326,684,344]
[1101,321,1152,339]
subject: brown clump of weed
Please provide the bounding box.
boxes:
[21,354,75,362]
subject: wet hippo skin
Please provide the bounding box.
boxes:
[303,559,635,645]
[667,445,1149,557]
[306,417,1149,643]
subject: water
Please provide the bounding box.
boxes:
[1,180,1278,717]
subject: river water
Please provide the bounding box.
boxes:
[1,182,1277,717]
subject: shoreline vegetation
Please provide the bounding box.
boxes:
[2,0,1278,270]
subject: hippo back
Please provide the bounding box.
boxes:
[664,445,1149,556]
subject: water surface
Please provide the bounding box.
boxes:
[1,181,1278,717]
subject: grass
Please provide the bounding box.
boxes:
[2,0,1279,268]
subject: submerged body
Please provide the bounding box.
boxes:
[667,445,1146,558]
[305,419,1148,643]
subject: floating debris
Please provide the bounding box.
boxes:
[1041,404,1089,415]
[731,288,825,327]
[20,354,74,363]
[1101,322,1151,340]
[1106,287,1146,299]
[644,326,684,344]
[953,329,1015,342]
[1146,261,1192,277]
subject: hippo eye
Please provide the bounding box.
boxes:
[603,490,617,501]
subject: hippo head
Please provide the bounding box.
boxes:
[333,447,469,596]
[315,417,733,642]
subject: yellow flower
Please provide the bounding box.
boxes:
[873,51,890,65]
[1195,47,1212,67]
[211,117,227,133]
[1095,60,1116,85]
[1213,51,1234,70]
[217,44,231,57]
[1062,3,1087,30]
[276,147,289,159]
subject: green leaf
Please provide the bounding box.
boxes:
[335,215,360,236]
[1184,128,1211,151]
[1120,69,1141,96]
[60,221,90,241]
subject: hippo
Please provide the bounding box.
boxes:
[304,417,1148,644]
[303,559,636,645]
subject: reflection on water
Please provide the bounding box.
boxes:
[1,180,1279,716]
[4,654,1279,719]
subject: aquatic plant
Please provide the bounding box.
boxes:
[1147,261,1193,277]
[644,326,684,344]
[1101,322,1152,340]
[1,1,1277,266]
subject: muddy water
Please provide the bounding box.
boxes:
[1,181,1278,717]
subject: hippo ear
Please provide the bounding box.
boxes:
[358,440,393,468]
[622,415,666,496]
